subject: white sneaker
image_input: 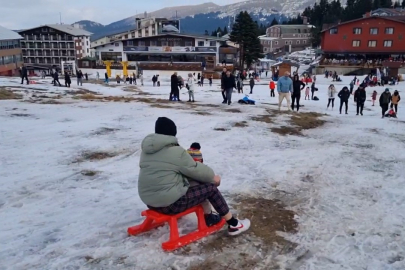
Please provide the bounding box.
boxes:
[228,219,251,236]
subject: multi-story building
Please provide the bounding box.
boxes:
[321,16,405,55]
[18,24,92,68]
[368,8,405,17]
[260,21,315,55]
[0,25,23,76]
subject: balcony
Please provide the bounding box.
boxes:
[43,36,50,41]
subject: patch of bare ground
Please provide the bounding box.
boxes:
[81,170,98,177]
[91,127,120,135]
[66,88,100,95]
[251,114,274,123]
[224,108,242,113]
[40,99,63,104]
[73,151,117,163]
[0,88,23,100]
[10,113,32,117]
[189,103,220,108]
[213,127,230,131]
[271,126,303,136]
[271,113,326,136]
[187,196,298,270]
[233,121,248,127]
[193,111,212,116]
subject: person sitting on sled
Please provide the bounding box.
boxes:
[384,108,397,118]
[138,117,251,235]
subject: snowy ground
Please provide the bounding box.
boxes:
[0,74,404,270]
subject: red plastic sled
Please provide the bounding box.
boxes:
[127,205,226,251]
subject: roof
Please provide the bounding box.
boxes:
[269,24,315,34]
[0,25,23,40]
[371,8,405,16]
[18,24,92,36]
[92,32,226,48]
[259,35,277,41]
[271,60,300,67]
[321,16,405,33]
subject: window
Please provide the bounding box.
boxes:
[210,41,216,46]
[329,28,338,34]
[384,40,392,47]
[197,41,204,46]
[42,28,48,32]
[303,40,306,44]
[370,28,378,35]
[150,40,157,46]
[127,40,133,46]
[274,41,278,45]
[49,28,54,32]
[353,28,362,34]
[138,41,145,46]
[368,40,377,47]
[87,48,89,53]
[298,34,301,37]
[352,40,360,47]
[173,41,180,46]
[385,27,394,34]
[289,41,292,45]
[264,47,268,52]
[161,41,168,46]
[296,40,300,44]
[285,41,289,45]
[114,43,119,47]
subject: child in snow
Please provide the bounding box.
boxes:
[372,90,377,106]
[305,86,310,100]
[186,73,196,102]
[116,75,121,84]
[391,90,400,113]
[187,142,203,163]
[269,79,275,97]
[385,108,397,118]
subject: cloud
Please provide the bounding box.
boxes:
[0,0,246,29]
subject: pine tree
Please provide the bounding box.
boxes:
[402,0,405,8]
[394,1,400,7]
[379,0,393,8]
[230,11,264,68]
[270,18,278,26]
[223,26,228,35]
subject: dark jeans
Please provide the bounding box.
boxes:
[340,99,348,113]
[222,90,227,103]
[391,103,398,113]
[21,75,29,84]
[381,104,389,116]
[327,98,335,108]
[54,79,61,86]
[250,85,254,93]
[291,94,301,111]
[148,183,229,216]
[270,89,275,97]
[356,102,364,114]
[311,91,315,100]
[225,88,233,104]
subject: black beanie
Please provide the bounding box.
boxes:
[155,117,177,136]
[190,142,201,150]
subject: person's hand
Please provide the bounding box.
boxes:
[213,175,221,186]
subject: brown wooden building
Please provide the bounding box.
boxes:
[0,25,23,76]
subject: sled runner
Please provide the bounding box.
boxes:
[127,205,226,251]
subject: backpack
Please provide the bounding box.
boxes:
[313,96,319,101]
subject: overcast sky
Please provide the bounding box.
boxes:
[1,0,245,29]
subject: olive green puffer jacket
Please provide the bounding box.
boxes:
[138,133,215,207]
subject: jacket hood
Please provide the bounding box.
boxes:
[141,133,179,154]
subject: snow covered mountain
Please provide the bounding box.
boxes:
[76,0,316,40]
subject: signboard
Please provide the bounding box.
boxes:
[124,46,148,52]
[160,20,180,33]
[171,47,194,52]
[157,37,183,42]
[194,47,217,52]
[148,47,163,52]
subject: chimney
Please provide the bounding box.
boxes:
[302,16,308,25]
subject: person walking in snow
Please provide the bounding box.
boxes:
[170,72,180,101]
[311,82,317,100]
[187,73,196,102]
[391,90,401,113]
[152,75,157,87]
[249,77,255,94]
[237,76,244,94]
[209,75,213,87]
[354,84,366,116]
[379,88,392,118]
[96,71,100,80]
[269,79,276,97]
[220,68,228,104]
[133,72,137,85]
[338,86,350,114]
[222,70,236,105]
[20,66,29,85]
[77,70,83,86]
[277,71,293,111]
[327,84,337,110]
[140,73,144,86]
[116,74,121,84]
[371,90,377,106]
[64,72,71,88]
[292,74,305,111]
[349,79,355,94]
[104,72,109,84]
[304,86,310,100]
[53,71,61,86]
